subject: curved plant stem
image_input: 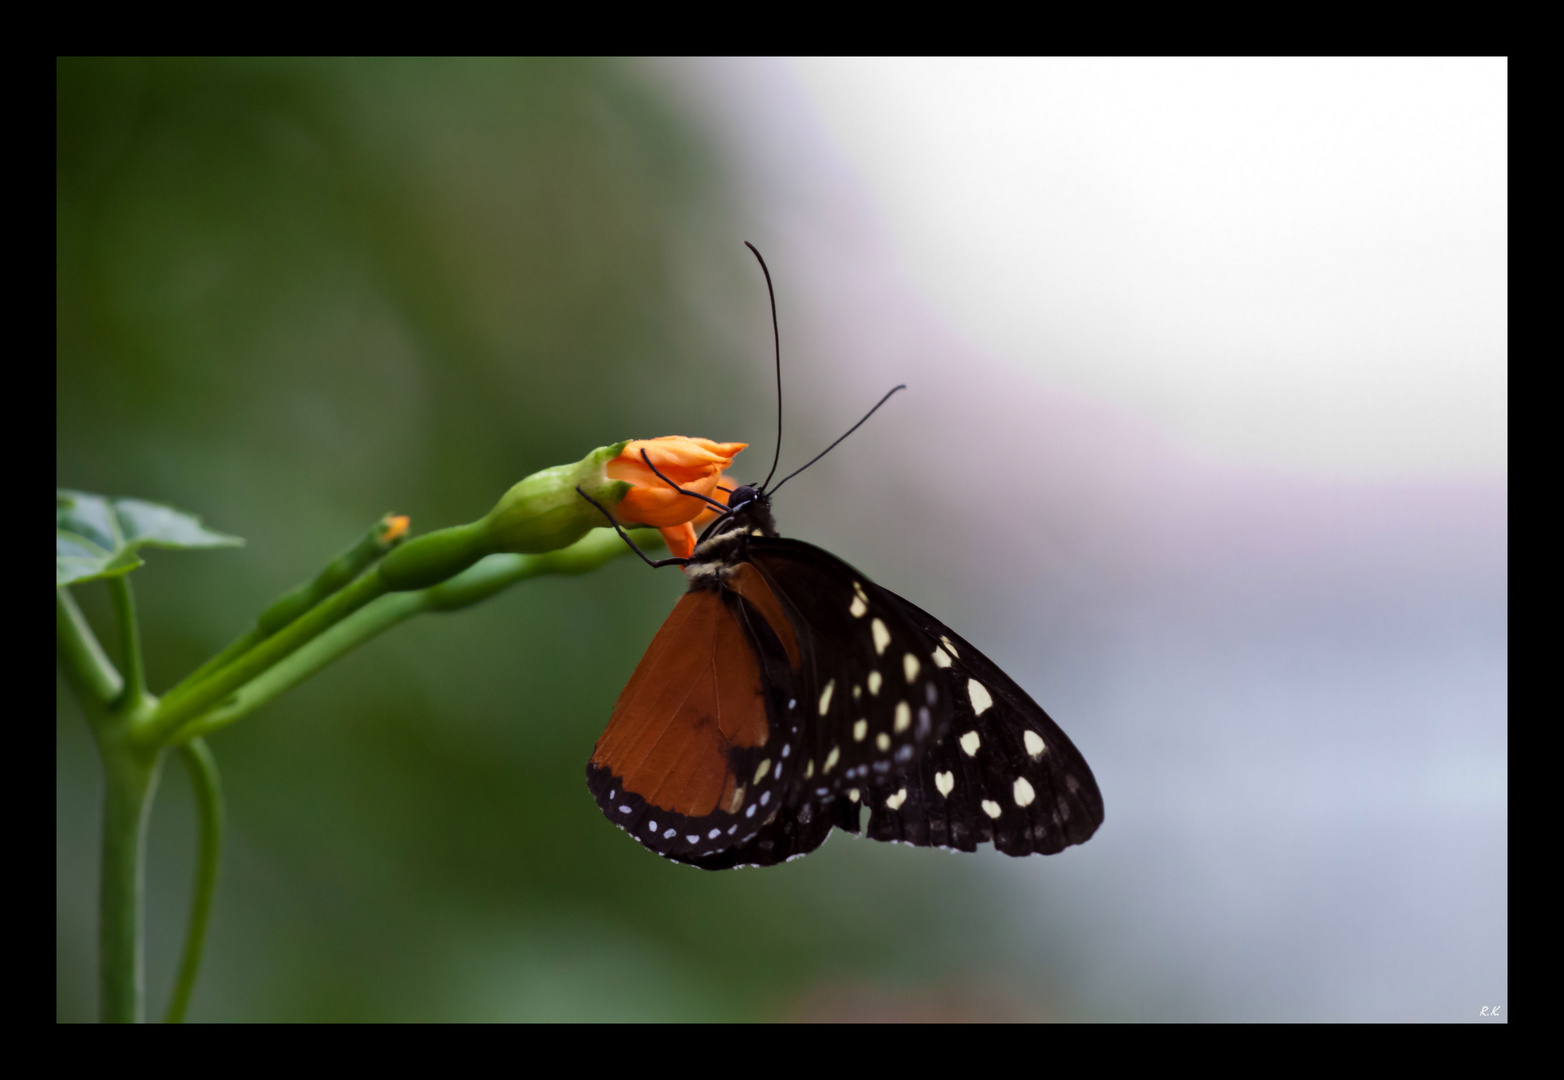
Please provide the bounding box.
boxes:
[108,576,146,706]
[171,527,662,743]
[166,515,406,700]
[142,570,390,747]
[63,517,660,1021]
[57,588,122,705]
[165,739,223,1023]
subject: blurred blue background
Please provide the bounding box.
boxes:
[57,58,1506,1021]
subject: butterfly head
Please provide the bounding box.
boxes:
[725,484,763,514]
[698,483,775,546]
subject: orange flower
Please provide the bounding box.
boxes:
[607,437,746,559]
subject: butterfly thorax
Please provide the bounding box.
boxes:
[684,486,776,589]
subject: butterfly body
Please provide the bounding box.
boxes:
[587,486,1104,869]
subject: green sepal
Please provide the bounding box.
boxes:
[382,442,637,592]
[478,440,633,555]
[57,489,243,587]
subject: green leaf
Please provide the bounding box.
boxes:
[56,489,243,587]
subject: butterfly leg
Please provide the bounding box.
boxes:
[574,486,691,569]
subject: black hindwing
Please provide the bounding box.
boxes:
[744,538,1104,857]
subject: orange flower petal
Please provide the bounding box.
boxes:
[608,436,746,528]
[659,523,697,560]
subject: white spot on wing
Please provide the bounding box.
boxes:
[1024,730,1047,757]
[848,788,860,802]
[968,679,994,715]
[903,653,920,683]
[852,719,868,742]
[885,788,908,810]
[825,746,840,772]
[935,770,955,796]
[941,635,960,658]
[871,618,891,655]
[894,701,911,733]
[1014,777,1036,807]
[818,680,836,715]
[876,732,891,751]
[849,592,868,618]
[931,646,952,668]
[648,821,657,832]
[981,799,1002,819]
[867,671,882,696]
[760,791,771,806]
[959,730,981,756]
[753,759,771,784]
[709,828,721,839]
[804,759,815,779]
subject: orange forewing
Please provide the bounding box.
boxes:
[591,590,770,818]
[726,563,801,669]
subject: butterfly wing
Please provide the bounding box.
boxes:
[587,577,852,868]
[589,535,1102,867]
[742,538,961,802]
[858,593,1105,855]
[746,538,1104,857]
[587,589,772,863]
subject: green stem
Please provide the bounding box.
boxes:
[141,570,390,747]
[170,528,661,743]
[173,593,425,742]
[57,587,123,705]
[167,628,263,703]
[97,731,161,1022]
[165,739,223,1024]
[166,515,407,699]
[108,576,147,707]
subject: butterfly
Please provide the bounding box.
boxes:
[577,245,1103,870]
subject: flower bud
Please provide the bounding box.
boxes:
[607,438,746,558]
[478,440,640,556]
[378,439,745,591]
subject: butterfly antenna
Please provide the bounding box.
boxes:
[767,384,907,497]
[745,241,785,493]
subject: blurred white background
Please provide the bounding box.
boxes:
[786,58,1506,479]
[658,57,1507,1021]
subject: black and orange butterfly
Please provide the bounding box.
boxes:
[577,244,1103,870]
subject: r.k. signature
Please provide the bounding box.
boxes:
[1480,1006,1503,1017]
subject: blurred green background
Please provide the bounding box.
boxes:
[57,58,1061,1022]
[60,57,1507,1023]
